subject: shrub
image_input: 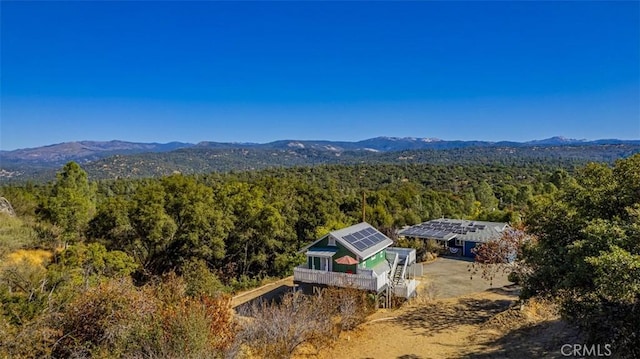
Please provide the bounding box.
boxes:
[0,313,60,359]
[236,291,334,358]
[52,278,157,358]
[181,258,227,297]
[507,271,520,284]
[51,274,236,358]
[236,287,375,358]
[320,287,375,331]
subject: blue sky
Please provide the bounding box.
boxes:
[1,1,638,150]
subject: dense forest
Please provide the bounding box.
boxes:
[1,155,638,357]
[2,142,638,182]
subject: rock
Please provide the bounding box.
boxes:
[0,197,16,217]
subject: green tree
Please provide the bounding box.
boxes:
[129,181,177,274]
[86,196,133,248]
[41,162,95,244]
[474,180,499,210]
[49,242,138,290]
[161,175,230,269]
[522,154,640,357]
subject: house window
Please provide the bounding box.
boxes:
[455,239,463,247]
[310,257,331,271]
[320,257,330,271]
[328,237,336,246]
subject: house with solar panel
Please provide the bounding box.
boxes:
[398,219,510,258]
[293,222,418,303]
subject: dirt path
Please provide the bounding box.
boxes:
[314,289,516,359]
[234,259,580,358]
[313,286,578,359]
[302,258,578,358]
[231,276,294,309]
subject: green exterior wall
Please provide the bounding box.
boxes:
[332,241,359,273]
[307,235,387,274]
[360,249,386,269]
[308,257,321,270]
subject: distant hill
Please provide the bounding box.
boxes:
[0,140,194,167]
[524,136,586,145]
[1,137,638,182]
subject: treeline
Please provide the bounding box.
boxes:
[5,143,637,183]
[470,154,640,357]
[1,156,639,357]
[3,162,561,283]
[521,154,640,358]
[1,161,558,357]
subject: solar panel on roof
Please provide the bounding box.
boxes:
[354,242,368,251]
[362,238,374,246]
[356,228,372,237]
[344,234,356,243]
[340,227,392,253]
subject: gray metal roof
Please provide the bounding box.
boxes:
[398,218,509,243]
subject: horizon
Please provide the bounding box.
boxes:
[1,2,639,151]
[2,134,633,153]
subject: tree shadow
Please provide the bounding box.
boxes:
[485,285,520,296]
[461,319,582,359]
[395,297,515,336]
[397,355,423,359]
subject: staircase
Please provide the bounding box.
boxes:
[392,258,406,285]
[388,253,399,287]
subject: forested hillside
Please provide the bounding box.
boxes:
[1,156,638,357]
[2,143,638,182]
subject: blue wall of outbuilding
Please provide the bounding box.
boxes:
[464,241,478,258]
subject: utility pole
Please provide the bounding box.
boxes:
[362,191,366,223]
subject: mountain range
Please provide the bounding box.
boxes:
[1,136,638,182]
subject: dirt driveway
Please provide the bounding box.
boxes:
[420,257,512,299]
[315,258,575,359]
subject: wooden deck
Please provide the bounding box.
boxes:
[393,279,418,298]
[293,266,387,292]
[294,246,419,298]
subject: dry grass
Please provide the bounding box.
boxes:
[0,214,37,258]
[236,287,374,358]
[3,249,53,268]
[411,280,440,306]
[479,297,558,334]
[314,288,583,359]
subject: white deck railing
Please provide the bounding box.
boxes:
[293,266,387,292]
[387,247,416,264]
[389,252,399,284]
[393,279,418,298]
[400,258,409,282]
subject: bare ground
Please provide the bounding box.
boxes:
[304,288,580,359]
[297,258,581,359]
[232,258,582,358]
